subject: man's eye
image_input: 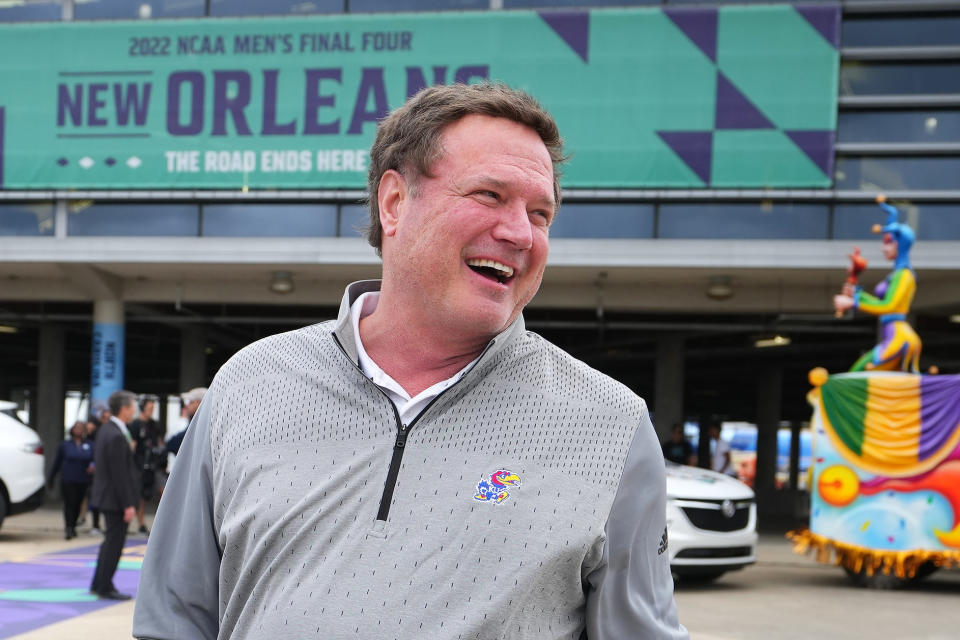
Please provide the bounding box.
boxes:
[532,210,552,224]
[475,190,499,200]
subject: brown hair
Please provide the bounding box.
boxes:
[365,82,566,254]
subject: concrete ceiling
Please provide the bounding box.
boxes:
[1,237,959,318]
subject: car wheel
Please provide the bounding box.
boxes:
[841,565,934,589]
[0,491,7,531]
[912,562,940,582]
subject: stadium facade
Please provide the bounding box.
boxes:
[1,0,958,514]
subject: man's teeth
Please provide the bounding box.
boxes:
[466,259,514,278]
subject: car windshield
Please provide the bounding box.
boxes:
[0,402,24,423]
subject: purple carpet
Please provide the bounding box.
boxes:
[0,539,145,638]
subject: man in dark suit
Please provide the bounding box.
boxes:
[89,389,140,600]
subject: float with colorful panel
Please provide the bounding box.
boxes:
[789,196,960,586]
[790,368,960,585]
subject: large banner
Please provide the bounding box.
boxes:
[0,5,839,190]
[90,321,124,419]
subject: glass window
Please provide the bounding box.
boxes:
[834,157,960,191]
[840,62,960,96]
[667,0,796,2]
[339,204,369,239]
[657,203,829,240]
[834,203,960,241]
[0,203,55,236]
[506,0,657,7]
[843,16,960,47]
[838,111,960,144]
[0,0,62,22]
[67,202,198,236]
[549,203,654,239]
[209,0,344,17]
[73,0,205,20]
[349,0,487,11]
[202,203,337,237]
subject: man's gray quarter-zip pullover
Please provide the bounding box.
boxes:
[133,280,686,640]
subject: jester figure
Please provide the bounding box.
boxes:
[833,196,922,373]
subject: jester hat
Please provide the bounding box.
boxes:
[876,200,914,270]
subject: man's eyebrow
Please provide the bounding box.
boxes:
[473,175,508,191]
[474,175,556,210]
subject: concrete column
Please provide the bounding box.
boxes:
[179,326,207,391]
[696,414,713,469]
[38,323,67,479]
[158,396,169,440]
[91,299,125,417]
[754,365,783,522]
[789,420,802,491]
[654,334,685,443]
[54,200,68,239]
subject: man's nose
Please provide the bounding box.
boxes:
[491,203,534,250]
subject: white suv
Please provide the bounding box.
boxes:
[665,462,757,583]
[0,401,46,530]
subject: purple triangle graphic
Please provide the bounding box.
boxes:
[538,11,589,63]
[716,72,774,130]
[664,8,718,63]
[785,130,835,177]
[657,131,713,185]
[794,5,840,49]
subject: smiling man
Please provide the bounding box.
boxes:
[134,83,686,640]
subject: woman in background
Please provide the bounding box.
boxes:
[47,421,95,539]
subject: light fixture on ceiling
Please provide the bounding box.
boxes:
[0,325,18,334]
[706,275,734,301]
[269,271,295,294]
[755,334,791,348]
[950,314,960,324]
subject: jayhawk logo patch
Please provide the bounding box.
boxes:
[474,470,521,504]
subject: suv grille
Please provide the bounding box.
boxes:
[675,546,753,559]
[679,500,751,532]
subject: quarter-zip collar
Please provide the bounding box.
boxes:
[330,280,527,524]
[332,279,381,365]
[331,279,527,387]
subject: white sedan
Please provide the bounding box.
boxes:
[665,462,757,583]
[0,401,46,530]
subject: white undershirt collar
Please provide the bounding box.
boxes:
[109,415,133,444]
[350,291,479,424]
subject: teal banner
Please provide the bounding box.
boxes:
[0,5,839,190]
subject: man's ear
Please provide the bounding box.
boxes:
[377,169,408,239]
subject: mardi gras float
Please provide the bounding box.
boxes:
[787,196,960,588]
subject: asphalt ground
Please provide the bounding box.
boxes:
[2,506,959,639]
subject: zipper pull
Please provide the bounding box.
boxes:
[395,424,409,448]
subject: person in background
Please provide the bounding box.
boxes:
[89,390,140,600]
[164,387,206,456]
[130,396,162,535]
[709,424,735,476]
[662,422,696,466]
[79,415,102,535]
[47,420,94,540]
